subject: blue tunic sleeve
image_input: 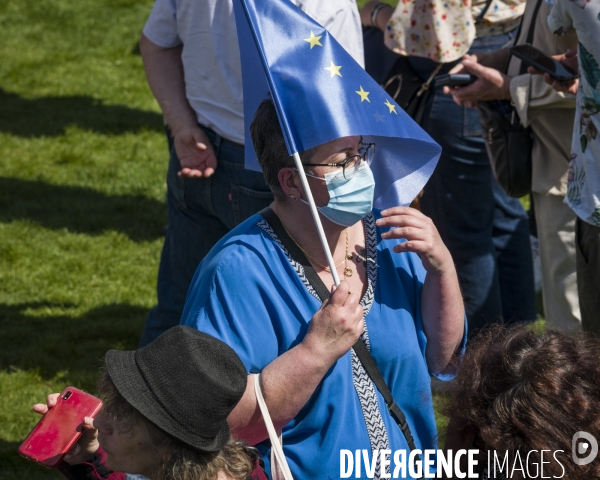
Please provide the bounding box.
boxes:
[180,218,321,373]
[372,209,467,382]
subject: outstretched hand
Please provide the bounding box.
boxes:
[173,126,218,178]
[33,393,100,465]
[443,54,511,107]
[376,207,455,276]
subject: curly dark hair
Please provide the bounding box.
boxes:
[446,325,600,479]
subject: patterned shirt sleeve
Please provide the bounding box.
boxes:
[384,0,525,63]
[551,0,600,226]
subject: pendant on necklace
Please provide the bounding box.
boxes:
[344,267,353,277]
[346,253,354,260]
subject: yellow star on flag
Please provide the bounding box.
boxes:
[324,61,342,78]
[384,99,397,114]
[304,31,322,49]
[355,86,370,102]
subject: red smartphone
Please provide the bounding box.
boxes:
[19,387,103,468]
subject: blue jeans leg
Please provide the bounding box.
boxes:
[492,180,537,324]
[414,32,536,333]
[138,127,273,347]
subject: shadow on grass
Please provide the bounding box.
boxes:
[131,40,141,55]
[0,88,162,137]
[0,302,148,391]
[0,440,61,480]
[0,177,166,242]
[0,303,149,478]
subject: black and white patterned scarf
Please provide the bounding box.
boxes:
[258,212,390,479]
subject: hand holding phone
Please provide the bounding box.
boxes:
[510,44,578,82]
[526,48,579,95]
[20,387,103,468]
[442,58,512,105]
[435,74,476,87]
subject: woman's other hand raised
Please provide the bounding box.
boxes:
[376,207,455,276]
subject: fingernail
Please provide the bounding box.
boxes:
[381,232,390,238]
[376,219,383,225]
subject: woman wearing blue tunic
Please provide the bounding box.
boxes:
[181,99,466,479]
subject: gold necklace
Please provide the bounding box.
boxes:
[281,224,353,277]
[343,228,353,277]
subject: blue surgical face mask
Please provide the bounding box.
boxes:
[302,162,376,227]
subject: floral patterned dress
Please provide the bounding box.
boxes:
[548,0,600,226]
[384,0,525,62]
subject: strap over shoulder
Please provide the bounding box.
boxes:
[258,207,419,454]
[253,373,294,480]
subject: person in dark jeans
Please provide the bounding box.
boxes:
[361,0,537,335]
[443,0,580,333]
[140,125,273,347]
[413,32,537,333]
[137,0,366,347]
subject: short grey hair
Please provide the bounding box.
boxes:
[250,98,316,200]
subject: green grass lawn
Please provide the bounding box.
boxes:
[0,1,166,477]
[0,1,542,478]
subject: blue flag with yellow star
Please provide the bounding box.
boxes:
[234,0,441,207]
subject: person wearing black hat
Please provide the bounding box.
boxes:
[32,326,267,480]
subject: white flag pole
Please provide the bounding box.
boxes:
[291,151,340,287]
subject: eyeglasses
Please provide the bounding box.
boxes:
[302,142,375,179]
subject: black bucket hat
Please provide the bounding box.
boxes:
[105,325,247,452]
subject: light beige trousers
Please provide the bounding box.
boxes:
[533,192,581,331]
